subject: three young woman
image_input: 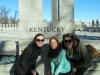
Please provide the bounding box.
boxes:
[15,33,100,75]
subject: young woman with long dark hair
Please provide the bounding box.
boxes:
[62,33,100,75]
[48,36,71,75]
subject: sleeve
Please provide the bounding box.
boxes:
[18,46,38,74]
[79,42,90,66]
[50,60,55,74]
[54,50,65,75]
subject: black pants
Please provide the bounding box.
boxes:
[75,68,87,75]
[59,72,71,75]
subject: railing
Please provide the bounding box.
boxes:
[0,24,18,28]
[0,24,18,32]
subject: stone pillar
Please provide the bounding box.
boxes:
[52,0,73,22]
[59,0,73,21]
[52,0,74,33]
[18,0,43,50]
[18,0,43,36]
[52,0,59,22]
[19,0,42,22]
[36,0,42,20]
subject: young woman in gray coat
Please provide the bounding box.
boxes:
[62,33,100,75]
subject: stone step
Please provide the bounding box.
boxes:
[0,64,14,75]
[1,63,100,75]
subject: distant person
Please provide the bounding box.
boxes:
[84,34,86,37]
[48,36,71,75]
[62,33,100,75]
[15,33,45,75]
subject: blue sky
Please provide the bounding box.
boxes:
[0,0,100,22]
[0,0,18,17]
[43,0,51,21]
[74,0,100,22]
[0,0,51,20]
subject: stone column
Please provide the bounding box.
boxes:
[33,0,42,21]
[52,0,74,33]
[18,0,43,49]
[52,0,73,22]
[19,0,42,23]
[18,0,43,35]
[52,0,59,22]
[59,0,73,21]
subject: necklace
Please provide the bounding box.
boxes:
[67,49,73,58]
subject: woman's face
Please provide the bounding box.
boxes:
[64,37,73,50]
[35,36,44,47]
[50,39,58,49]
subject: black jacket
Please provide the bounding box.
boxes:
[15,42,41,75]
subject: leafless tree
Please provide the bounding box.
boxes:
[0,7,10,24]
[10,11,19,24]
[0,6,19,28]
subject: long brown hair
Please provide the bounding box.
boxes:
[48,36,61,58]
[63,33,100,59]
[86,45,100,59]
[62,33,80,50]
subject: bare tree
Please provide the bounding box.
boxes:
[10,10,19,27]
[0,6,19,28]
[0,7,10,25]
[92,20,95,32]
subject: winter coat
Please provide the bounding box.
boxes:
[50,49,71,75]
[15,42,41,75]
[68,41,91,69]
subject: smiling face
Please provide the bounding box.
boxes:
[50,39,58,50]
[35,35,44,48]
[64,37,73,50]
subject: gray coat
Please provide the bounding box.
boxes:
[72,41,92,68]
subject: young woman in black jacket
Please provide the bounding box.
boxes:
[15,33,45,75]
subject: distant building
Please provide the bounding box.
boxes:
[75,21,83,31]
[75,20,100,32]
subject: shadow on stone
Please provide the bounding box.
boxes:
[85,59,100,75]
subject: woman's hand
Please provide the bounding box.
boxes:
[48,72,53,75]
[72,67,77,75]
[31,70,36,75]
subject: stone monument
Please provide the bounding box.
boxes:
[18,0,74,41]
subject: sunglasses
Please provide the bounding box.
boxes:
[36,39,44,42]
[64,39,72,44]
